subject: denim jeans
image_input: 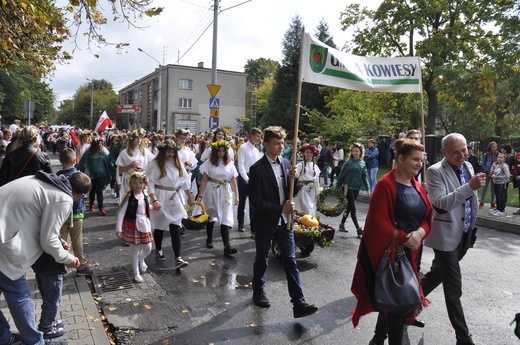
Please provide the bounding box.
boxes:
[0,271,44,345]
[35,273,63,331]
[368,167,378,191]
[320,164,330,186]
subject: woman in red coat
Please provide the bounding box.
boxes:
[351,138,433,345]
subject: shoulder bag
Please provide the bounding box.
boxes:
[374,229,421,316]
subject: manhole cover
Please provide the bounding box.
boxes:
[94,270,134,293]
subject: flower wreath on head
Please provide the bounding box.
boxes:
[129,128,147,139]
[175,128,191,136]
[129,171,148,183]
[299,144,319,156]
[158,140,181,151]
[213,126,228,136]
[211,140,231,150]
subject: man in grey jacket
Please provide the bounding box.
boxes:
[0,171,91,345]
[422,133,486,345]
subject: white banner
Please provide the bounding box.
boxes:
[300,32,422,93]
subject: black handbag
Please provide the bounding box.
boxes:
[374,229,421,316]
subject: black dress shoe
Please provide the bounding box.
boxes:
[252,292,270,308]
[411,318,425,328]
[224,246,237,255]
[293,303,318,318]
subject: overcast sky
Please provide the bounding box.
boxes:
[46,0,382,106]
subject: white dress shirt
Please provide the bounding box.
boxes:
[237,141,262,181]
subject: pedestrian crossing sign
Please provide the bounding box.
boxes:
[209,97,220,109]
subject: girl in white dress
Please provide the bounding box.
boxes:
[116,172,153,283]
[295,144,321,216]
[198,140,239,255]
[200,127,234,162]
[115,128,155,204]
[144,139,194,269]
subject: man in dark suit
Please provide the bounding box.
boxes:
[423,133,486,345]
[249,126,318,318]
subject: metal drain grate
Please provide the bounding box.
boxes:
[94,270,134,293]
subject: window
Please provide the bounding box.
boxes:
[179,79,193,89]
[179,98,192,108]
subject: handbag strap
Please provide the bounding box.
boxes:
[384,229,399,255]
[15,149,38,179]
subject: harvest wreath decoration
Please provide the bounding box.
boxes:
[317,187,347,217]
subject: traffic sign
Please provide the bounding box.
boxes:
[207,84,221,98]
[211,109,219,118]
[209,116,219,129]
[209,98,220,109]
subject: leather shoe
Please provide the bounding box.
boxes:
[411,318,425,328]
[293,303,318,318]
[252,292,270,308]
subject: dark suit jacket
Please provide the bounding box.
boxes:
[249,155,299,232]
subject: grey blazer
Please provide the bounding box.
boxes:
[424,158,478,252]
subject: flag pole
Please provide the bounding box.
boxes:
[417,56,427,181]
[287,27,305,230]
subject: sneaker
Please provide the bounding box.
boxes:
[51,320,64,328]
[98,208,106,216]
[139,261,148,272]
[238,223,245,232]
[514,209,520,215]
[89,205,95,212]
[489,209,498,215]
[134,274,144,283]
[338,224,348,233]
[76,267,93,276]
[40,325,65,339]
[479,202,484,209]
[356,227,363,238]
[6,333,22,345]
[489,209,498,214]
[155,250,166,261]
[175,258,189,269]
[493,211,504,217]
[491,203,496,209]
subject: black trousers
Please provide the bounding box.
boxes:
[421,232,472,343]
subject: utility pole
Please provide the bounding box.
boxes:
[211,0,219,85]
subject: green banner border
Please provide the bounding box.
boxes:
[323,68,420,86]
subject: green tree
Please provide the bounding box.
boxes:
[58,79,118,128]
[261,16,338,136]
[339,0,520,135]
[0,0,163,76]
[0,65,54,125]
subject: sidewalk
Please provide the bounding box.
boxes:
[0,270,111,345]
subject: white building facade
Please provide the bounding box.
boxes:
[119,63,246,134]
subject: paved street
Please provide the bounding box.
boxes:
[1,158,520,344]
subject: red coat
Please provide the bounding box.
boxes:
[351,169,433,327]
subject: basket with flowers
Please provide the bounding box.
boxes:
[182,201,209,230]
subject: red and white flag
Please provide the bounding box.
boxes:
[94,111,113,132]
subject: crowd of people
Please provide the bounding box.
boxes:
[1,120,520,344]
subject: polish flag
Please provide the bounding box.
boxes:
[69,130,80,148]
[94,111,113,132]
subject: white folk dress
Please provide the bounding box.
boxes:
[295,161,321,216]
[200,159,238,227]
[145,160,191,229]
[115,148,155,204]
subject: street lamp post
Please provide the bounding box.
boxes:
[86,78,94,129]
[138,48,162,132]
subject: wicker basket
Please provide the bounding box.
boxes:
[294,221,335,247]
[182,201,209,230]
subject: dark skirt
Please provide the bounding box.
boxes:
[120,219,153,245]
